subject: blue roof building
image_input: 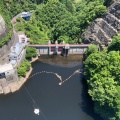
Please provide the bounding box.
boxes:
[21,12,31,21]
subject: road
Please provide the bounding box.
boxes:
[0,13,22,65]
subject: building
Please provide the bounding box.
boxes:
[21,12,31,21]
[0,64,14,78]
[9,43,24,61]
[18,34,30,46]
[8,43,26,67]
[0,63,18,83]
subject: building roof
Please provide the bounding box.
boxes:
[10,60,17,65]
[12,19,16,23]
[18,34,27,41]
[0,63,13,73]
[9,43,24,57]
[21,12,31,17]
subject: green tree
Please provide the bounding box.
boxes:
[108,34,120,52]
[26,47,37,59]
[18,60,31,77]
[84,44,99,57]
[84,51,120,120]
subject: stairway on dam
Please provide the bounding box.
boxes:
[82,0,120,47]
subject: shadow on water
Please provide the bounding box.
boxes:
[79,76,104,120]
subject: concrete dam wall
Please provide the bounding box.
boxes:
[82,0,120,47]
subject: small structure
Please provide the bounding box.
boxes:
[0,63,18,83]
[62,40,65,44]
[34,108,40,115]
[61,44,70,57]
[48,40,51,45]
[59,82,62,86]
[21,12,31,21]
[0,64,14,78]
[18,34,30,46]
[9,43,24,61]
[12,19,17,23]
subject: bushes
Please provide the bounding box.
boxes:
[18,59,31,77]
[0,30,12,47]
[26,47,37,59]
[108,34,120,52]
[84,44,99,57]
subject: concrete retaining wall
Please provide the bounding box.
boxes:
[34,46,88,55]
[0,32,15,57]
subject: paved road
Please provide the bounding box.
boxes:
[0,13,22,65]
[0,31,19,64]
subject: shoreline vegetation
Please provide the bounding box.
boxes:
[84,37,120,120]
[18,47,37,77]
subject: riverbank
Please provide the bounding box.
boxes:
[0,57,38,95]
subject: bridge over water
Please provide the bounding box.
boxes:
[28,43,90,56]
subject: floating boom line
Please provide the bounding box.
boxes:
[28,69,82,85]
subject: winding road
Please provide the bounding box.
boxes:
[0,13,22,64]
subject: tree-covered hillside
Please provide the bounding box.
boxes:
[0,0,108,44]
[14,0,106,44]
[84,35,120,120]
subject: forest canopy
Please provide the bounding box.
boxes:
[1,0,106,44]
[0,0,107,45]
[84,35,120,120]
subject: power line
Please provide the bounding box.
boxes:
[24,86,48,120]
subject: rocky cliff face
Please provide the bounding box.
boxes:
[0,15,5,31]
[82,0,120,47]
[0,15,13,58]
[0,15,9,41]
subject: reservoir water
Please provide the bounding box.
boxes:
[0,55,103,120]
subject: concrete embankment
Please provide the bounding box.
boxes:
[0,57,38,95]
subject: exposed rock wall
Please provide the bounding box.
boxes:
[0,15,5,32]
[82,0,120,47]
[0,15,14,58]
[0,15,9,41]
[0,32,15,57]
